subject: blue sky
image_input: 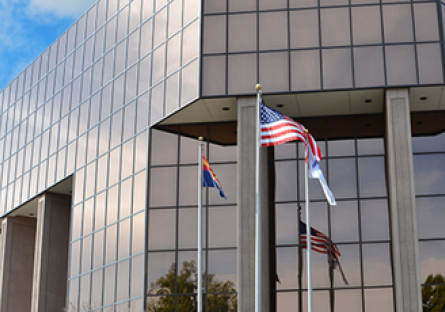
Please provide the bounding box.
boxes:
[0,0,97,91]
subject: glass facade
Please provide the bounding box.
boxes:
[1,0,445,311]
[202,0,444,96]
[0,0,200,310]
[412,112,445,311]
[270,115,394,312]
[147,126,237,311]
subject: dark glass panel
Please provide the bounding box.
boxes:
[228,53,257,95]
[207,163,236,204]
[202,55,226,96]
[291,50,321,92]
[274,160,298,202]
[151,129,178,165]
[417,43,443,85]
[362,243,392,286]
[413,154,445,195]
[274,203,299,246]
[290,10,319,49]
[335,289,362,312]
[331,200,359,243]
[382,4,413,43]
[148,208,176,249]
[358,157,387,198]
[321,8,350,47]
[357,138,384,156]
[275,246,298,290]
[209,206,237,248]
[328,158,357,199]
[322,48,353,90]
[354,46,385,88]
[385,45,417,85]
[178,208,199,249]
[259,12,288,51]
[352,6,382,45]
[203,15,226,54]
[179,131,204,164]
[259,52,289,93]
[360,199,390,241]
[208,249,238,290]
[179,166,198,205]
[364,288,394,312]
[413,2,439,42]
[333,244,361,288]
[418,240,445,284]
[416,197,445,239]
[146,252,176,291]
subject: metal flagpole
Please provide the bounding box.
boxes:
[255,83,262,312]
[305,130,313,312]
[297,206,303,312]
[197,136,204,312]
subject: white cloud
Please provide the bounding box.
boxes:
[28,0,97,18]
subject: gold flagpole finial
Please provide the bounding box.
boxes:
[198,136,204,141]
[255,84,262,91]
[305,129,309,133]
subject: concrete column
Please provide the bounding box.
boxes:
[31,193,71,312]
[0,216,37,312]
[385,89,422,312]
[237,96,269,312]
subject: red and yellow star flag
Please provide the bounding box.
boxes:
[202,155,226,199]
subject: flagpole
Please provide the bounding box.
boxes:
[255,83,262,312]
[197,136,205,312]
[305,130,313,312]
[297,206,303,312]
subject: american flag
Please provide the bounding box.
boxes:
[260,102,322,162]
[300,221,340,261]
[300,221,348,284]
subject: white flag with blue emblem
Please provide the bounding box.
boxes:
[306,136,336,206]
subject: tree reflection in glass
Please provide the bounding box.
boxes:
[146,260,237,312]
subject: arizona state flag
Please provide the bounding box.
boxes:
[202,155,226,199]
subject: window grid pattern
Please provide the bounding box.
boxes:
[0,0,200,216]
[0,0,200,311]
[147,127,238,311]
[201,0,444,96]
[411,112,445,309]
[269,115,395,312]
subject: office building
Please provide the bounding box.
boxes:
[0,0,444,311]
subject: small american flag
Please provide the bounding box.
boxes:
[300,221,348,285]
[260,102,322,162]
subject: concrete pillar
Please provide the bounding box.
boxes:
[0,216,37,312]
[237,96,269,312]
[31,193,71,312]
[385,89,422,312]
